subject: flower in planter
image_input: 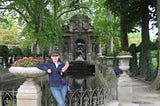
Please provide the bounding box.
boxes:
[12,56,45,67]
[119,51,131,56]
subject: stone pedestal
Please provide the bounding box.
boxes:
[0,91,2,106]
[117,55,132,104]
[16,78,42,106]
[118,71,132,104]
[9,67,46,106]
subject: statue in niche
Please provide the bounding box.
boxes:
[75,40,85,60]
[82,21,90,30]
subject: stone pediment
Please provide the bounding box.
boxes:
[62,15,93,32]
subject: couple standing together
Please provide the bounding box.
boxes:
[36,51,69,106]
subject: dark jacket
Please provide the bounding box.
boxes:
[36,61,67,87]
[114,66,122,76]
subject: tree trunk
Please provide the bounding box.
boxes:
[139,0,151,77]
[151,0,160,90]
[120,15,128,50]
[129,44,139,76]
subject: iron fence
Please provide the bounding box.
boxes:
[1,90,17,106]
[0,77,117,106]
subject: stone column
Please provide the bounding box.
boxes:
[0,91,2,106]
[117,62,132,105]
[87,34,92,62]
[118,72,132,104]
[16,78,42,106]
[105,56,115,75]
[97,44,102,56]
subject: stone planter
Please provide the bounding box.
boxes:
[116,55,132,75]
[9,67,46,106]
[9,67,46,78]
[116,55,133,104]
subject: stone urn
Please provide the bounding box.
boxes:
[116,55,133,104]
[9,67,46,106]
[9,67,46,78]
[116,55,132,75]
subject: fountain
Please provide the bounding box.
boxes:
[60,15,101,89]
[66,40,95,89]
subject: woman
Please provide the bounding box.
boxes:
[36,51,69,106]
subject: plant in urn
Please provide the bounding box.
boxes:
[9,57,46,106]
[116,51,132,76]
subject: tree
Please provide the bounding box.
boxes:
[0,14,19,45]
[151,0,160,90]
[0,0,93,54]
[105,0,157,79]
[92,0,120,55]
[105,0,141,50]
[139,0,151,78]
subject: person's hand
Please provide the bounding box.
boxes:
[61,61,69,75]
[62,61,69,72]
[47,69,52,73]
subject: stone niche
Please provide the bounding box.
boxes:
[61,15,100,62]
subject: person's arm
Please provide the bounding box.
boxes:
[35,63,52,73]
[61,61,69,75]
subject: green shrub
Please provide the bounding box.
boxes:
[22,47,32,57]
[0,45,9,64]
[9,47,22,58]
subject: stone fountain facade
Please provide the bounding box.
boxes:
[59,15,101,89]
[60,15,101,62]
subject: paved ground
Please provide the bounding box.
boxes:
[131,78,160,106]
[118,78,160,106]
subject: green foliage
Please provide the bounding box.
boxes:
[105,0,157,34]
[41,19,63,47]
[0,45,8,57]
[9,46,22,57]
[113,37,121,55]
[0,14,16,29]
[18,24,35,49]
[151,50,158,67]
[92,0,120,55]
[0,0,119,51]
[93,0,120,43]
[0,14,19,45]
[21,47,32,57]
[0,45,9,64]
[145,61,157,81]
[7,100,14,106]
[118,50,131,55]
[142,50,157,81]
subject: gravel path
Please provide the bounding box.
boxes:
[132,78,160,106]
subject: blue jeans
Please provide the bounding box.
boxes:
[50,85,68,106]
